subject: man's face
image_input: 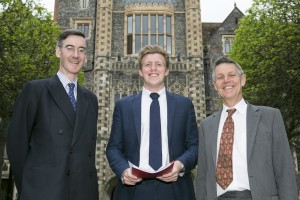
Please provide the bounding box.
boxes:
[139,53,169,92]
[56,35,86,80]
[213,63,246,107]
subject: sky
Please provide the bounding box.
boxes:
[37,0,253,22]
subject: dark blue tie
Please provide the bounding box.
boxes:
[68,83,77,111]
[149,93,162,170]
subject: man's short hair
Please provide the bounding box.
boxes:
[57,29,86,47]
[138,45,169,69]
[212,56,244,83]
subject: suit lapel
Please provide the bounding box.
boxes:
[133,93,142,145]
[211,111,221,168]
[48,76,76,128]
[246,104,261,161]
[71,86,89,146]
[166,92,175,141]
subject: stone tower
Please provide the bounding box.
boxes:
[54,0,205,199]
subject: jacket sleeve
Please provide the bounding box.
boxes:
[195,122,208,200]
[175,99,199,173]
[6,82,38,192]
[272,109,298,199]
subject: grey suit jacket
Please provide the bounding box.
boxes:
[196,103,298,200]
[7,75,99,200]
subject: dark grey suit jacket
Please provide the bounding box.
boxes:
[196,103,298,200]
[7,75,99,200]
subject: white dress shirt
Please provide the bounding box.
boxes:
[139,87,170,172]
[216,99,250,196]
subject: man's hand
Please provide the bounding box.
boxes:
[122,168,142,185]
[156,160,184,182]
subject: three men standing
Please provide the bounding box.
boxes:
[7,29,297,200]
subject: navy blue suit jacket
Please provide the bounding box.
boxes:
[106,91,199,200]
[7,75,99,200]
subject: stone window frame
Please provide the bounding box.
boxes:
[222,34,235,55]
[124,3,175,56]
[81,0,89,9]
[71,18,92,39]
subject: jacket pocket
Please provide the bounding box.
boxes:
[270,195,279,200]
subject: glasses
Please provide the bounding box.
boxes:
[63,45,86,55]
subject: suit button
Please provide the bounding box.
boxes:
[88,152,92,157]
[66,170,71,175]
[90,172,93,176]
[58,129,63,134]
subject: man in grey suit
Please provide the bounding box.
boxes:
[7,29,99,200]
[196,56,298,200]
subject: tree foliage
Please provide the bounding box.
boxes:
[229,0,300,144]
[0,0,61,120]
[0,0,62,191]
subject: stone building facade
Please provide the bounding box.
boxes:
[0,1,246,200]
[3,1,300,199]
[54,0,206,199]
[202,4,244,115]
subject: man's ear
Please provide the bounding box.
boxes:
[139,69,143,77]
[165,69,169,76]
[241,74,246,87]
[213,83,218,91]
[55,47,61,58]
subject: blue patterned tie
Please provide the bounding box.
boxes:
[149,93,162,171]
[68,83,77,111]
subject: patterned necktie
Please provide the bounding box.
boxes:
[68,83,77,111]
[216,108,236,189]
[149,93,162,171]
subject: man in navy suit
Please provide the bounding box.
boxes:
[7,29,99,200]
[106,45,199,200]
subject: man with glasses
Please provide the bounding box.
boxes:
[7,29,99,200]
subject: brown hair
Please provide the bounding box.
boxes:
[137,45,169,69]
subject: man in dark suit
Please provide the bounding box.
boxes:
[196,56,298,200]
[7,29,99,200]
[106,45,198,200]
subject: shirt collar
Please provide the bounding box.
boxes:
[142,87,166,98]
[57,71,78,88]
[222,98,247,116]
